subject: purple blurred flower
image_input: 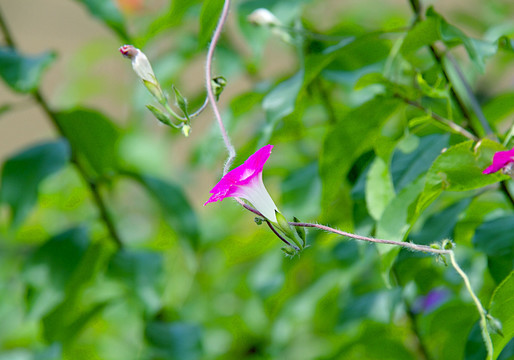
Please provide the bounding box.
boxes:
[413,288,450,314]
[483,147,514,175]
[204,145,278,222]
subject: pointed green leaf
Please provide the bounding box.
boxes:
[489,271,514,359]
[416,139,508,216]
[56,109,121,177]
[375,177,425,286]
[0,47,56,93]
[365,157,396,221]
[198,0,224,48]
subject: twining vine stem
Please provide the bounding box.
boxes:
[205,0,236,176]
[0,7,123,249]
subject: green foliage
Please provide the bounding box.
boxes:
[0,140,70,226]
[1,0,514,359]
[56,109,120,178]
[198,0,225,48]
[73,0,129,41]
[0,47,56,93]
[129,173,199,246]
[489,271,514,359]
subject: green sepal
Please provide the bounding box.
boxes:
[146,104,172,126]
[172,85,189,120]
[143,79,166,105]
[275,211,293,237]
[281,246,297,257]
[275,211,302,250]
[486,313,504,337]
[293,216,306,247]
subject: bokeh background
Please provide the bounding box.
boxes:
[1,0,514,359]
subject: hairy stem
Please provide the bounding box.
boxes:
[287,219,493,360]
[0,9,123,249]
[449,252,493,359]
[289,222,451,255]
[205,0,236,175]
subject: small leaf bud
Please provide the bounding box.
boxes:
[181,124,191,137]
[211,76,226,101]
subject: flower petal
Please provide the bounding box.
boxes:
[483,148,514,174]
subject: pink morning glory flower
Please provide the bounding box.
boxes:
[204,145,279,223]
[483,147,514,174]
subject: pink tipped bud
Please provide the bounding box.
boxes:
[119,45,138,59]
[119,44,166,103]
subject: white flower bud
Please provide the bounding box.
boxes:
[247,8,281,27]
[120,45,166,104]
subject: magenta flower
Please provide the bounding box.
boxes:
[204,145,279,222]
[483,147,514,174]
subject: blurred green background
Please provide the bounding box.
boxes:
[1,0,514,359]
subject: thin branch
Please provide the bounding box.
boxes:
[33,92,124,249]
[0,9,123,249]
[289,222,451,255]
[0,5,14,47]
[205,0,236,175]
[407,1,475,130]
[445,53,494,136]
[400,96,479,141]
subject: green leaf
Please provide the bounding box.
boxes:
[145,321,202,360]
[416,139,508,216]
[74,0,129,41]
[56,109,121,177]
[400,16,440,57]
[260,71,304,145]
[129,173,199,246]
[473,216,514,284]
[489,271,514,359]
[400,9,498,72]
[365,157,395,221]
[355,72,421,101]
[0,140,70,227]
[42,238,112,344]
[0,47,56,93]
[198,0,224,48]
[320,96,402,222]
[23,227,89,320]
[108,250,164,315]
[420,302,477,360]
[335,322,417,360]
[481,92,514,129]
[375,176,425,286]
[391,134,449,192]
[143,0,202,42]
[263,70,304,125]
